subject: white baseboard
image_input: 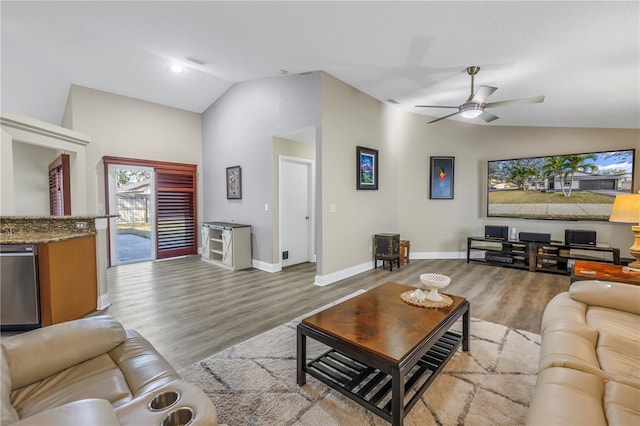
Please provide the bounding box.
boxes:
[313,252,471,286]
[411,251,468,260]
[314,261,373,286]
[252,259,282,273]
[97,294,111,310]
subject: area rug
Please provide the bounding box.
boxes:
[179,313,540,426]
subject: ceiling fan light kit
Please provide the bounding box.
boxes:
[416,65,545,124]
[459,103,484,118]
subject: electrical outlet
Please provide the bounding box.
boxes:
[75,222,87,230]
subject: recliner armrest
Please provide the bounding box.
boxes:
[11,399,120,426]
[2,316,126,389]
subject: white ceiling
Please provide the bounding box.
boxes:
[1,1,639,129]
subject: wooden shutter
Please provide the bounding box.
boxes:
[49,154,71,216]
[155,168,197,259]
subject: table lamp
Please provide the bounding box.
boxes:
[609,191,640,268]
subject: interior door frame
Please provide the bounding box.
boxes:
[278,155,315,268]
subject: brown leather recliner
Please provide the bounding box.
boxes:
[1,315,218,425]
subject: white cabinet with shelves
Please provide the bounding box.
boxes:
[201,222,251,270]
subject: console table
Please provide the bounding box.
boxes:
[201,222,252,270]
[571,260,640,285]
[467,237,620,275]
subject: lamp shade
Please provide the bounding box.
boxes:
[609,193,640,224]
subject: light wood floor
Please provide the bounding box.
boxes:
[99,256,570,370]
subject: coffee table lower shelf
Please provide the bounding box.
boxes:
[304,330,462,423]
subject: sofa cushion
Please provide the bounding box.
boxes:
[570,280,640,315]
[10,354,132,419]
[2,316,126,389]
[526,366,607,425]
[10,399,120,426]
[604,381,640,425]
[588,307,640,388]
[108,330,179,397]
[1,346,19,425]
[540,292,587,334]
[537,321,603,377]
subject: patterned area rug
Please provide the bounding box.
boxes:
[179,315,540,426]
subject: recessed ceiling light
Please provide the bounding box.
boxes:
[170,64,185,73]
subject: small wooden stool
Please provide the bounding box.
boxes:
[399,240,410,266]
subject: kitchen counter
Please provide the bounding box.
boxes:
[1,215,111,244]
[0,231,95,245]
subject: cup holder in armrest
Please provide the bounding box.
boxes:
[148,390,180,411]
[161,407,194,426]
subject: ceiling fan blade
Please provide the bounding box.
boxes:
[479,111,499,123]
[485,95,545,109]
[471,85,497,104]
[427,111,460,124]
[415,105,458,109]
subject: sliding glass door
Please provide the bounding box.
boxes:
[104,157,197,266]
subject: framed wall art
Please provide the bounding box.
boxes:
[226,165,242,199]
[429,156,454,199]
[356,146,379,190]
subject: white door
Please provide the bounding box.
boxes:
[280,157,313,267]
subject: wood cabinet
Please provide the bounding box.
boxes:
[373,233,400,270]
[38,235,97,326]
[201,222,251,271]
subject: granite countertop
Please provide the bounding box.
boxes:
[0,230,95,245]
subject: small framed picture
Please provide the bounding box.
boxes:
[356,146,379,190]
[429,156,454,199]
[226,166,242,199]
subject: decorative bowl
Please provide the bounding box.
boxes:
[419,273,451,302]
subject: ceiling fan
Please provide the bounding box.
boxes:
[415,66,545,124]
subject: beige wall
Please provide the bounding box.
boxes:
[396,113,640,259]
[62,85,203,225]
[317,72,639,277]
[12,142,57,215]
[320,73,400,276]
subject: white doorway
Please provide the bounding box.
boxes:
[279,156,314,267]
[107,164,155,265]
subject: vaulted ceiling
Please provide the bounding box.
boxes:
[2,1,638,129]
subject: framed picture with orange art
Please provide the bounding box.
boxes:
[429,156,454,199]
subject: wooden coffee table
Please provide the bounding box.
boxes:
[297,282,470,426]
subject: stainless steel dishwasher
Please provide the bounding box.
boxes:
[1,244,40,331]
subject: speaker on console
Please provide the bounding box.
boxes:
[519,232,551,243]
[565,229,596,246]
[484,225,509,240]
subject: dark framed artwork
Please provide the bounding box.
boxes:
[356,146,379,190]
[226,166,242,199]
[429,156,454,199]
